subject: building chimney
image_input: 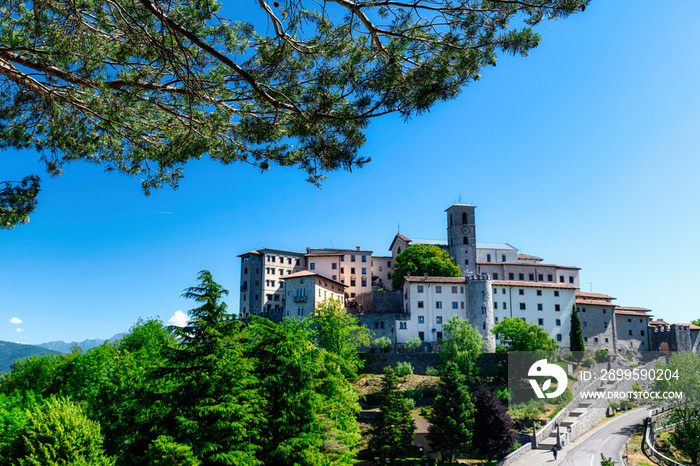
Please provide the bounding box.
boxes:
[356,245,361,251]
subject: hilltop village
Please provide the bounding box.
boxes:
[239,204,698,355]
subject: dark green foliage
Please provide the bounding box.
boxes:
[0,176,40,229]
[492,317,558,352]
[11,395,114,465]
[369,366,416,463]
[0,391,42,460]
[569,305,585,355]
[594,349,608,363]
[150,270,262,466]
[0,0,589,227]
[392,244,461,289]
[427,361,474,462]
[472,385,517,460]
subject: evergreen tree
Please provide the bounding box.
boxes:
[149,270,262,466]
[427,361,474,463]
[369,366,416,463]
[248,316,361,466]
[472,385,517,461]
[569,305,585,356]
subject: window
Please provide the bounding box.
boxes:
[436,316,442,324]
[502,255,506,262]
[452,302,459,309]
[418,316,425,323]
[641,330,645,336]
[418,301,424,308]
[629,330,633,336]
[509,273,514,280]
[481,291,485,299]
[452,286,458,293]
[350,278,356,286]
[555,304,561,312]
[266,294,273,300]
[417,285,424,293]
[519,273,524,280]
[332,263,337,270]
[604,322,608,328]
[362,255,366,262]
[594,337,599,343]
[487,253,491,262]
[584,337,588,342]
[538,318,544,326]
[418,331,424,341]
[495,317,499,323]
[529,273,535,281]
[483,321,487,329]
[519,289,524,295]
[537,290,542,296]
[559,276,565,283]
[464,237,469,245]
[436,301,442,309]
[628,318,632,322]
[503,302,507,309]
[557,334,562,342]
[361,268,366,274]
[274,294,279,301]
[493,273,499,280]
[569,276,574,284]
[556,319,561,326]
[481,306,486,314]
[554,291,559,297]
[537,303,543,311]
[461,302,465,309]
[494,302,498,309]
[399,321,407,329]
[340,256,344,262]
[583,321,587,327]
[310,263,315,270]
[361,279,367,287]
[436,286,442,293]
[520,303,526,310]
[351,267,356,274]
[341,267,344,273]
[288,258,292,264]
[462,212,468,223]
[388,261,392,267]
[502,288,506,294]
[538,274,543,281]
[548,274,553,282]
[351,255,356,262]
[605,338,609,343]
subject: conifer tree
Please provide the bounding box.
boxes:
[369,366,416,463]
[150,270,262,466]
[472,385,517,461]
[427,361,474,463]
[570,305,585,356]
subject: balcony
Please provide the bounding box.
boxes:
[293,295,307,303]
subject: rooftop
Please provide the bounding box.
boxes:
[477,242,518,250]
[405,275,465,284]
[518,253,544,261]
[478,262,581,270]
[491,280,577,290]
[576,291,617,300]
[576,299,615,307]
[237,247,304,257]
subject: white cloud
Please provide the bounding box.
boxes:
[168,310,189,327]
[15,328,23,333]
[9,317,22,324]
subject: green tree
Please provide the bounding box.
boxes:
[0,176,40,229]
[0,0,589,227]
[248,316,361,466]
[404,337,421,353]
[369,366,416,463]
[392,244,461,289]
[492,317,558,352]
[427,361,474,463]
[440,315,484,379]
[149,270,262,466]
[654,353,700,464]
[569,305,585,356]
[471,385,517,461]
[692,319,700,327]
[309,298,371,378]
[11,395,115,466]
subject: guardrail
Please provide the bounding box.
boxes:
[643,416,685,466]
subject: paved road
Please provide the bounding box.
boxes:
[510,407,649,466]
[559,408,648,465]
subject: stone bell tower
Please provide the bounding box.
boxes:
[446,204,477,276]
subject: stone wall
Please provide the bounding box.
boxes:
[372,290,403,313]
[649,324,693,353]
[358,313,398,344]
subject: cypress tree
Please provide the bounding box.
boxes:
[570,305,585,356]
[427,361,474,462]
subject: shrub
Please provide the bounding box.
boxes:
[405,397,416,410]
[595,349,608,363]
[551,387,573,405]
[425,366,439,376]
[373,336,392,352]
[494,387,512,404]
[582,356,595,367]
[396,361,414,378]
[404,389,423,403]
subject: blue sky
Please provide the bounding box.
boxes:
[2,1,699,344]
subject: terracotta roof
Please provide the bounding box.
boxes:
[305,253,343,257]
[615,306,652,312]
[576,299,615,307]
[649,320,670,326]
[491,280,577,290]
[517,254,544,261]
[576,291,616,300]
[280,271,346,289]
[675,323,700,331]
[405,276,465,284]
[477,262,581,270]
[237,247,304,257]
[615,309,653,317]
[237,249,262,257]
[389,234,412,251]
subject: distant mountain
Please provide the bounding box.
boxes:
[0,341,62,373]
[37,332,127,355]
